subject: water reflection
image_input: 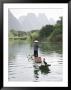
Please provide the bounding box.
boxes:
[8,40,63,81]
[33,61,50,81]
[39,42,62,54]
[39,65,50,74]
[33,63,39,81]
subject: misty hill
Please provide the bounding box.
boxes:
[8,10,23,31]
[19,13,56,31]
[8,11,56,32]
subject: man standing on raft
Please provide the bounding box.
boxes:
[33,40,48,65]
[34,40,39,57]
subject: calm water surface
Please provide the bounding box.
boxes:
[8,41,63,82]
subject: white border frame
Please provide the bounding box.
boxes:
[3,3,68,87]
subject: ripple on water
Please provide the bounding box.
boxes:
[8,43,63,81]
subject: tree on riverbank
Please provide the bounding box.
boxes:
[38,25,54,41]
[9,17,62,43]
[47,17,62,42]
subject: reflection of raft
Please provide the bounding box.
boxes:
[39,65,50,74]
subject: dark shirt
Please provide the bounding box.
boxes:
[34,43,38,51]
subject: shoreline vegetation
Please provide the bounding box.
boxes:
[9,17,62,52]
[9,17,62,43]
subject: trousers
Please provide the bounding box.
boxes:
[34,50,38,57]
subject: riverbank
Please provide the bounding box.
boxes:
[9,17,62,44]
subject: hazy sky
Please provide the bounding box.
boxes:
[9,8,63,21]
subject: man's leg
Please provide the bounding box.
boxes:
[34,50,38,57]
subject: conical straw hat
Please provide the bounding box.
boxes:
[34,40,39,42]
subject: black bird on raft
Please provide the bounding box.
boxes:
[43,58,47,66]
[43,58,51,66]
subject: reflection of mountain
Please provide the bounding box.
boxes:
[8,10,23,31]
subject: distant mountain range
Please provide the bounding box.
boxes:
[8,10,23,31]
[8,10,56,32]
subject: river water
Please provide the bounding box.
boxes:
[8,41,63,82]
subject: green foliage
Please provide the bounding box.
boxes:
[9,16,63,43]
[29,31,39,42]
[39,42,62,54]
[47,17,62,42]
[39,25,54,40]
[9,29,27,40]
[10,29,18,36]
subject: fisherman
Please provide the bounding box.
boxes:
[34,40,39,57]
